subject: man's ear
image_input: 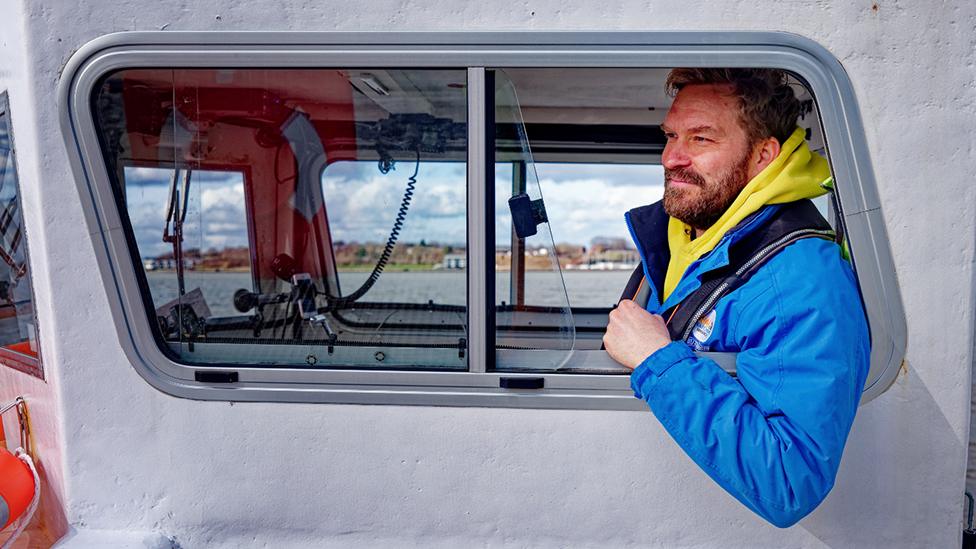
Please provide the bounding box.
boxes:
[750,137,781,178]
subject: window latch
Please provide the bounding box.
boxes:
[499,377,544,390]
[195,371,239,383]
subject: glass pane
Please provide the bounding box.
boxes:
[0,94,40,376]
[493,68,670,370]
[94,69,468,370]
[321,161,466,306]
[124,167,251,316]
[533,163,663,307]
[493,70,575,371]
[492,67,847,376]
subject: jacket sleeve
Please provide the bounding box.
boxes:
[630,242,870,528]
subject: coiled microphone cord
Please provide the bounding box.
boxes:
[325,148,420,308]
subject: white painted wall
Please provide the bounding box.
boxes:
[10,0,976,547]
[0,0,71,542]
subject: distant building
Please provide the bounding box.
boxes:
[143,257,197,271]
[589,236,631,253]
[563,236,639,270]
[441,254,466,269]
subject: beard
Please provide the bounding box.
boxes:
[663,153,752,231]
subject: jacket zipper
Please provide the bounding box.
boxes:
[679,228,835,342]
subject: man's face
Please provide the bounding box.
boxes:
[660,84,756,230]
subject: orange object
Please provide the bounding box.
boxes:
[0,447,34,530]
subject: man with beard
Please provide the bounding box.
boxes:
[602,69,869,528]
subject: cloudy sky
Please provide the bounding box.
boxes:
[124,167,251,258]
[124,161,664,259]
[531,163,664,247]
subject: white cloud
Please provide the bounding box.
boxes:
[202,234,230,249]
[495,163,664,247]
[124,166,172,187]
[538,177,663,245]
[124,167,250,256]
[200,184,245,212]
[534,163,664,188]
[323,161,466,244]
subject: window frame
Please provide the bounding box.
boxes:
[0,91,43,379]
[59,31,905,408]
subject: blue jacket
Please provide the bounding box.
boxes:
[624,201,870,528]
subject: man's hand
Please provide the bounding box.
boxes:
[603,299,673,370]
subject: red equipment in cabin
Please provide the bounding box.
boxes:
[118,69,357,293]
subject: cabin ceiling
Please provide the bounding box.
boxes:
[105,67,821,167]
[502,68,672,126]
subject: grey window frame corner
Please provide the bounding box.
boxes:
[57,31,905,408]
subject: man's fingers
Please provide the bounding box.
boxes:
[604,301,672,370]
[608,300,653,332]
[610,300,638,326]
[617,301,652,323]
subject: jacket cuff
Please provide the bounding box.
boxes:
[630,341,695,398]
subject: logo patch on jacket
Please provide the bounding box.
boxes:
[687,309,717,350]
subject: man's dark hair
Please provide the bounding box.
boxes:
[665,68,801,145]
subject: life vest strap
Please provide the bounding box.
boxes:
[664,199,835,343]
